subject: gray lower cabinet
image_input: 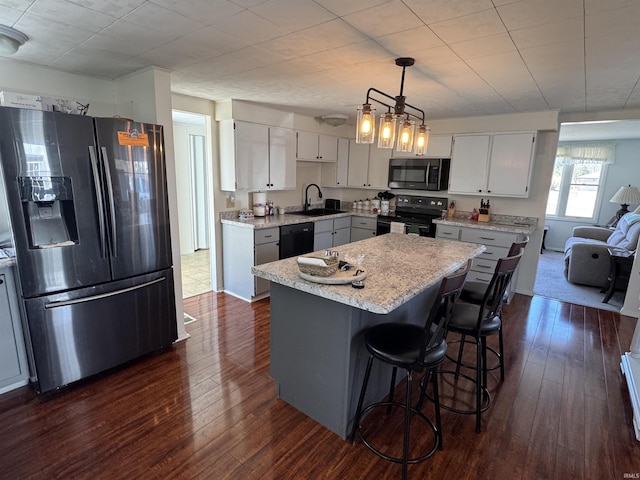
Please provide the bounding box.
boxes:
[255,228,280,296]
[222,224,279,301]
[313,216,351,251]
[436,224,522,301]
[0,264,29,394]
[350,216,377,242]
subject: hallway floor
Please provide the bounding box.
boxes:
[180,249,212,298]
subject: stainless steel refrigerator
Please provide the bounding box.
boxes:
[0,106,177,393]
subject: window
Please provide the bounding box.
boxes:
[546,143,615,220]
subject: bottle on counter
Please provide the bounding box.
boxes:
[269,200,274,215]
[448,200,456,218]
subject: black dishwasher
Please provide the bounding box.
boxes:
[279,222,314,259]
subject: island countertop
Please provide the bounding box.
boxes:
[252,233,485,314]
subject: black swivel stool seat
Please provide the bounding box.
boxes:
[350,261,471,480]
[442,248,524,432]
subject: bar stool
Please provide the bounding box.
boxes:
[442,248,524,432]
[350,260,471,480]
[454,237,529,381]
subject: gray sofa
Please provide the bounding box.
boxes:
[564,213,640,287]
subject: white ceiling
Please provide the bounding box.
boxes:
[4,0,640,138]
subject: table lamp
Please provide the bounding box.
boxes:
[610,184,640,226]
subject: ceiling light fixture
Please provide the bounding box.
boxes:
[321,114,348,127]
[356,57,430,155]
[0,24,28,56]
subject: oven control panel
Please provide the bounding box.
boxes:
[395,195,448,214]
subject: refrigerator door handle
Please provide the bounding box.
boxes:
[100,146,118,258]
[88,146,107,258]
[44,277,167,309]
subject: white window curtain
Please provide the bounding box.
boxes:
[556,142,616,165]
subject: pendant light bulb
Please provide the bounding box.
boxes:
[396,119,415,153]
[415,125,430,156]
[356,104,375,144]
[377,112,396,149]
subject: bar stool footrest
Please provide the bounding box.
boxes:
[446,339,502,373]
[423,369,491,415]
[354,401,439,465]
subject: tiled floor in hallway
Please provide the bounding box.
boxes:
[180,249,212,298]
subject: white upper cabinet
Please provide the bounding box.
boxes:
[296,131,338,162]
[220,120,296,191]
[321,137,349,187]
[448,135,491,194]
[346,141,391,190]
[449,132,536,197]
[391,134,453,158]
[269,126,297,190]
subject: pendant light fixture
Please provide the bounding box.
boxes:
[356,57,429,154]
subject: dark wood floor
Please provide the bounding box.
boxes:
[1,292,640,479]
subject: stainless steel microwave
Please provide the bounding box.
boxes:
[388,158,450,191]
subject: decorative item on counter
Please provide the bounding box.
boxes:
[253,192,266,217]
[357,199,363,209]
[448,200,456,218]
[239,210,254,219]
[363,198,370,210]
[297,255,339,277]
[478,198,490,222]
[377,191,394,214]
[277,206,285,215]
[371,198,381,213]
[352,201,358,210]
[469,208,479,221]
[269,200,275,216]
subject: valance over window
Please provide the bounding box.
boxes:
[556,142,615,165]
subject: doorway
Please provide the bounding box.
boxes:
[172,110,213,298]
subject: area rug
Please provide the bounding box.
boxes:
[534,250,625,312]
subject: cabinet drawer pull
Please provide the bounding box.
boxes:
[442,232,452,235]
[477,265,492,269]
[264,235,272,238]
[479,236,495,241]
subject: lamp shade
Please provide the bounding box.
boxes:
[610,185,640,205]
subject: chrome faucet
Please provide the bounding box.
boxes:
[304,183,323,211]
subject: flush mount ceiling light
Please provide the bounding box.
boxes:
[356,57,430,155]
[321,114,348,127]
[0,24,28,55]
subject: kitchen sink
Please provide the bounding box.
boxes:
[287,208,347,217]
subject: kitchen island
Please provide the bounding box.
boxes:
[252,233,485,438]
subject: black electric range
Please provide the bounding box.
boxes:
[376,195,448,237]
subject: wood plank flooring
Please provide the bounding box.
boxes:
[1,292,640,479]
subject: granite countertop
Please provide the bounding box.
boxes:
[252,233,485,314]
[221,210,378,229]
[433,215,538,235]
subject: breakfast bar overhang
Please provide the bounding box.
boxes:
[252,233,485,439]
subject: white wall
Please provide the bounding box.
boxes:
[0,58,117,117]
[173,121,206,255]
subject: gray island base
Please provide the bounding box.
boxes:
[252,233,485,439]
